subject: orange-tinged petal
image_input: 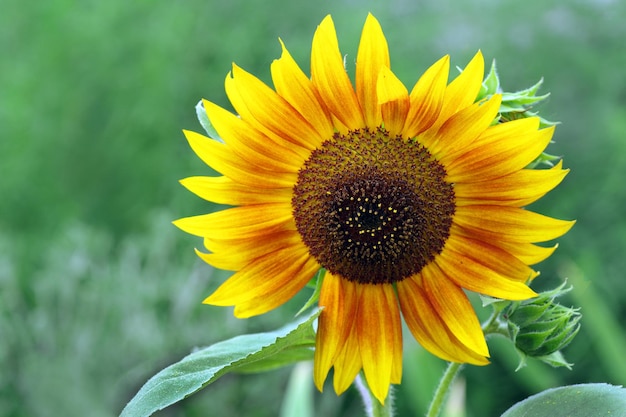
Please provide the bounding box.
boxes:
[436,249,538,300]
[332,319,362,395]
[377,66,410,136]
[390,309,403,385]
[402,55,450,137]
[448,222,558,265]
[202,229,300,254]
[271,40,334,139]
[422,262,489,356]
[225,64,321,151]
[203,245,314,315]
[195,230,304,271]
[183,130,297,188]
[454,160,569,207]
[311,15,364,129]
[435,51,484,123]
[454,205,576,243]
[445,231,537,282]
[445,122,554,183]
[356,13,390,128]
[180,176,292,206]
[314,273,358,392]
[173,203,294,239]
[232,256,320,318]
[203,99,307,171]
[356,284,401,404]
[398,276,489,364]
[422,94,502,158]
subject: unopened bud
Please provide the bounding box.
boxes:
[504,282,581,367]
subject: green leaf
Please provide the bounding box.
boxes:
[296,269,324,317]
[120,308,321,417]
[478,59,500,100]
[533,350,573,369]
[501,383,626,417]
[195,100,222,141]
[234,343,315,374]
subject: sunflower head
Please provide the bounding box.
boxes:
[174,13,574,404]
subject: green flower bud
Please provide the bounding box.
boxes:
[505,282,581,365]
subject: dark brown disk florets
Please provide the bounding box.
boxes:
[292,127,455,285]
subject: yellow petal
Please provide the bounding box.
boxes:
[203,99,307,170]
[423,94,502,158]
[180,176,292,206]
[232,256,320,318]
[422,262,489,356]
[390,308,403,385]
[332,319,362,395]
[445,121,554,183]
[356,13,390,128]
[195,230,304,271]
[397,276,489,364]
[203,245,314,317]
[356,284,401,404]
[376,66,409,136]
[314,273,358,392]
[496,241,558,266]
[402,55,450,137]
[225,64,321,151]
[454,160,569,207]
[271,40,334,139]
[454,205,576,243]
[435,51,484,125]
[173,203,294,239]
[311,15,364,130]
[436,248,538,300]
[445,231,537,282]
[183,130,297,188]
[451,218,559,266]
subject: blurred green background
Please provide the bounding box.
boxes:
[2,0,625,416]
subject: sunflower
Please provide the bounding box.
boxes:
[174,14,574,403]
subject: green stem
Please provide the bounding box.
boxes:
[355,374,394,417]
[425,308,507,417]
[481,306,509,338]
[425,361,463,417]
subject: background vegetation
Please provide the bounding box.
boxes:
[2,0,625,416]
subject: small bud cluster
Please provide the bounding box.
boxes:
[504,282,581,369]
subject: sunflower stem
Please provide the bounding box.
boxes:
[426,304,512,417]
[482,304,511,338]
[425,361,463,417]
[355,374,394,417]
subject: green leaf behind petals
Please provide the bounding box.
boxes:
[119,308,321,417]
[195,100,223,142]
[501,383,626,417]
[296,269,325,317]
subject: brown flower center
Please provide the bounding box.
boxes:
[292,127,455,285]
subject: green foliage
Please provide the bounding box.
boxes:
[120,309,320,417]
[501,384,626,417]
